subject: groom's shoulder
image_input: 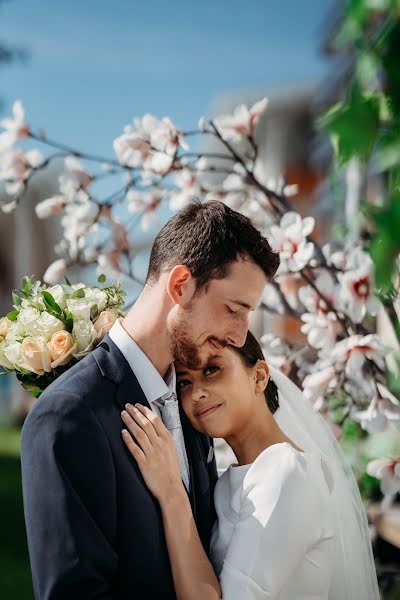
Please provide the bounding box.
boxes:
[22,351,113,438]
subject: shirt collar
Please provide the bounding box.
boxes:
[108,318,176,405]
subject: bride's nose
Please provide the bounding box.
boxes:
[191,381,208,403]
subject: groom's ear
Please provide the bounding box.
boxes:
[167,265,196,306]
[254,360,270,394]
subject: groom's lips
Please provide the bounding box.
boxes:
[208,339,224,350]
[195,403,222,419]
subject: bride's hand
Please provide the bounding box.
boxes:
[121,403,184,503]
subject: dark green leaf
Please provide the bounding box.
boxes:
[41,291,63,316]
[97,274,106,284]
[71,288,85,299]
[6,310,19,321]
[12,291,22,308]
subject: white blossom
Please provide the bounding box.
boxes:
[0,100,30,149]
[43,258,67,285]
[331,334,386,375]
[35,196,65,219]
[0,147,44,195]
[214,97,268,142]
[269,211,315,273]
[367,457,400,496]
[339,247,380,323]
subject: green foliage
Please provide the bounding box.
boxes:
[319,1,400,337]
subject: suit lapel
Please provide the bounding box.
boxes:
[92,333,151,412]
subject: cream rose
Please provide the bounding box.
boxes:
[94,309,118,344]
[72,319,97,359]
[66,297,93,321]
[21,336,52,375]
[84,288,108,314]
[0,317,11,341]
[0,341,14,369]
[34,311,65,341]
[18,306,41,336]
[47,330,76,368]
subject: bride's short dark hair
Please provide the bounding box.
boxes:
[230,330,279,414]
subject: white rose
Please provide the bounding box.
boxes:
[84,287,108,313]
[18,306,41,336]
[37,284,67,310]
[0,341,14,369]
[3,341,25,371]
[72,319,97,359]
[66,297,93,321]
[34,312,65,341]
[94,309,118,343]
[4,320,25,342]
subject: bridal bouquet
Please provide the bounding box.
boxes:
[0,275,126,397]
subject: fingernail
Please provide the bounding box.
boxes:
[125,403,132,409]
[121,429,129,436]
[121,410,127,418]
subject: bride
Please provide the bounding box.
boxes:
[120,330,380,600]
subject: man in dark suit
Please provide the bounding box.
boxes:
[21,200,279,599]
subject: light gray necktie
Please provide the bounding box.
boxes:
[156,392,190,491]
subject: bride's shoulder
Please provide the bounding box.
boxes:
[243,442,311,495]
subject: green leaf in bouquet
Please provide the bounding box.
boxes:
[97,274,106,284]
[64,275,72,286]
[71,288,85,299]
[90,305,98,321]
[12,290,22,308]
[41,291,63,316]
[65,312,74,333]
[6,310,19,321]
[21,275,34,297]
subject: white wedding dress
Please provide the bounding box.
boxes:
[210,442,336,600]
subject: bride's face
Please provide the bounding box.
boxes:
[175,346,258,438]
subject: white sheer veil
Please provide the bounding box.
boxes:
[268,364,380,600]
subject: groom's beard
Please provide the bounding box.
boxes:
[169,306,226,370]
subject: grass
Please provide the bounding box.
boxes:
[0,426,34,599]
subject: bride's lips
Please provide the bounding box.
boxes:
[194,403,222,419]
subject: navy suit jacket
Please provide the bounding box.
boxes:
[21,334,218,599]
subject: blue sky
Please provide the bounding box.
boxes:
[0,0,332,161]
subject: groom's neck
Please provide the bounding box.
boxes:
[121,287,174,380]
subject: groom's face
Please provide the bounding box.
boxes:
[169,257,267,369]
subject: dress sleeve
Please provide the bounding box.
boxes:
[219,445,321,599]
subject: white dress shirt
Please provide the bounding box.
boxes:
[108,318,190,475]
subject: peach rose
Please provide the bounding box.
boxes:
[0,317,10,341]
[21,336,52,375]
[94,309,118,344]
[47,330,77,368]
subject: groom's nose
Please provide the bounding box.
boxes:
[226,321,248,347]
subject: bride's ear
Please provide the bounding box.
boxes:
[254,359,270,394]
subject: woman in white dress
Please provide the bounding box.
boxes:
[121,331,379,600]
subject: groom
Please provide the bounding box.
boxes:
[21,199,279,599]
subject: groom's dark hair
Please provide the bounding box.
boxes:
[145,199,280,291]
